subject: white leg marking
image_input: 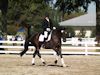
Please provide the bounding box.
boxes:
[41,58,45,62]
[61,58,66,67]
[32,58,35,64]
[54,52,58,61]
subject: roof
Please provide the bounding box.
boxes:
[59,13,96,26]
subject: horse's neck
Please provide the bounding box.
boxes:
[52,29,62,38]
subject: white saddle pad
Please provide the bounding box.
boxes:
[39,31,52,42]
[39,34,44,42]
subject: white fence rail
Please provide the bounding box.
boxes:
[0,38,100,55]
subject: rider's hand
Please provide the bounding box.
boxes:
[53,27,56,30]
[46,28,50,31]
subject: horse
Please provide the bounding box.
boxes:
[20,26,67,67]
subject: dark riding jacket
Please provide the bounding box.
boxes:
[42,18,53,31]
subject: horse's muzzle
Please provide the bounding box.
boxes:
[63,38,66,42]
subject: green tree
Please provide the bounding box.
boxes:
[91,29,96,38]
[65,26,75,37]
[0,0,8,34]
[55,0,90,20]
[6,0,56,33]
[79,28,86,38]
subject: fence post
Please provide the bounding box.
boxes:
[85,42,88,56]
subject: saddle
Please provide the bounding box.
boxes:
[39,31,52,42]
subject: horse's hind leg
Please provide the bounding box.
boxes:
[32,47,46,65]
[20,40,29,57]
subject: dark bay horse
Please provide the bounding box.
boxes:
[20,27,66,67]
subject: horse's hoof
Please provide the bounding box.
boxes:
[20,53,22,57]
[43,62,46,64]
[20,52,23,57]
[54,60,58,64]
[62,64,66,67]
[32,63,35,65]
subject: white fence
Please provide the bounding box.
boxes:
[0,38,100,55]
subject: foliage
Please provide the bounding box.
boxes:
[6,0,58,34]
[91,29,96,38]
[54,0,100,21]
[55,0,91,14]
[79,28,86,38]
[64,11,85,20]
[0,0,100,41]
[65,26,75,38]
[0,0,8,33]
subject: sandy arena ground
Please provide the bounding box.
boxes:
[0,54,100,75]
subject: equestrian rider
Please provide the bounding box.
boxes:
[41,13,53,42]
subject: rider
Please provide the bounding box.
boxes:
[42,13,53,42]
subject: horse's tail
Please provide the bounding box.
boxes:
[20,39,29,57]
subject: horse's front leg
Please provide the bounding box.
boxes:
[37,48,46,65]
[58,49,66,67]
[32,49,37,65]
[20,40,29,57]
[54,51,59,64]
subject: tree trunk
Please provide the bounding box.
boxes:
[96,1,100,45]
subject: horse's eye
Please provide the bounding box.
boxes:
[61,30,64,33]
